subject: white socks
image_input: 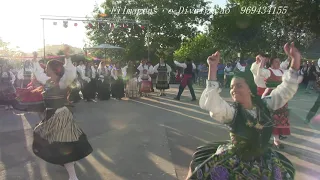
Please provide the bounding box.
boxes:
[64,162,78,180]
[273,136,280,145]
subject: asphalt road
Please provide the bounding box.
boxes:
[0,85,319,180]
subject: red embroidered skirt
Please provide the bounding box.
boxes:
[272,103,290,135]
[140,80,152,93]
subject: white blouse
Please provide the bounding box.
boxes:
[199,68,300,124]
[153,63,172,74]
[250,59,290,88]
[111,67,127,80]
[31,58,76,89]
[174,61,196,69]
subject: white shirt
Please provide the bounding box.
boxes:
[199,68,300,123]
[224,66,233,76]
[250,59,290,88]
[174,61,196,69]
[32,58,76,89]
[153,63,172,73]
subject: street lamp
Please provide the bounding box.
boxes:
[237,52,241,58]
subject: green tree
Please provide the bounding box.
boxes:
[57,50,64,55]
[230,0,319,55]
[174,34,216,63]
[86,0,210,63]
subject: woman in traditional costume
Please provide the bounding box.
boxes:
[187,43,301,180]
[254,56,292,148]
[82,61,96,101]
[111,62,125,100]
[123,61,139,98]
[0,60,16,109]
[96,61,111,100]
[13,58,46,112]
[21,46,92,180]
[153,57,172,96]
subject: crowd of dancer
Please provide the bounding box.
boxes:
[0,42,315,179]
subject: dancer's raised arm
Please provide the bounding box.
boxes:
[264,42,302,110]
[199,52,235,123]
[58,46,76,89]
[31,52,50,85]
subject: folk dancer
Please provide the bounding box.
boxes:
[250,54,270,97]
[0,60,16,110]
[17,46,92,180]
[256,54,295,149]
[137,58,152,94]
[153,57,172,96]
[76,60,87,100]
[68,61,82,103]
[110,62,125,100]
[17,60,33,88]
[187,42,301,179]
[82,61,96,101]
[123,61,139,98]
[12,54,45,112]
[173,58,196,101]
[305,58,320,123]
[97,61,111,100]
[147,61,155,92]
[224,62,234,88]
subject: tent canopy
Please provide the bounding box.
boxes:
[85,44,124,49]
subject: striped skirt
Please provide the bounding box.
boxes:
[32,106,93,165]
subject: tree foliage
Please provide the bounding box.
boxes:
[174,34,216,62]
[86,0,210,63]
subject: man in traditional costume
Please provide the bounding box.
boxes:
[174,58,196,101]
[76,60,88,101]
[96,61,110,100]
[187,42,301,180]
[82,61,96,101]
[147,61,155,92]
[17,60,33,88]
[153,57,172,96]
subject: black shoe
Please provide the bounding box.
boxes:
[174,97,180,101]
[191,98,197,101]
[279,135,287,140]
[273,143,284,149]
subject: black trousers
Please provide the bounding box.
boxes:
[176,79,196,100]
[306,92,320,122]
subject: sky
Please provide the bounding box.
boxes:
[0,0,226,53]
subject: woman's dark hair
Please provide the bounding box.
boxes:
[268,57,278,68]
[47,59,64,78]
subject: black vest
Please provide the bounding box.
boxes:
[184,63,193,75]
[228,102,272,150]
[42,82,68,109]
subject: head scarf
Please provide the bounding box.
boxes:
[233,64,257,96]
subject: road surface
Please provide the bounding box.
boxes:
[0,85,319,180]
